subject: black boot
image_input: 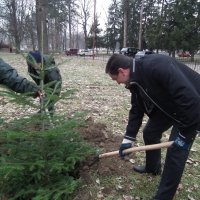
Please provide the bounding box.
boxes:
[133,166,162,175]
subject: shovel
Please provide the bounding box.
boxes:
[89,141,173,166]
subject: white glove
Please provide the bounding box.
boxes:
[119,139,133,159]
[122,138,133,144]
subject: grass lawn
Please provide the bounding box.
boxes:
[0,53,200,200]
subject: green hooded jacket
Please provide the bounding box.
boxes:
[0,58,38,96]
[27,55,62,94]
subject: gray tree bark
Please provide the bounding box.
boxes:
[123,0,129,47]
[138,0,144,50]
[36,0,48,54]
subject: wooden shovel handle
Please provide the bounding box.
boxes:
[99,141,173,158]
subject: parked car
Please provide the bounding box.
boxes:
[135,50,155,59]
[114,49,120,54]
[77,49,94,56]
[97,49,107,54]
[177,52,191,57]
[65,48,78,56]
[120,47,140,57]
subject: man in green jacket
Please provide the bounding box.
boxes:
[27,51,62,116]
[0,58,41,97]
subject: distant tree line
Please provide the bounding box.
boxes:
[0,0,95,53]
[0,0,200,60]
[107,0,200,60]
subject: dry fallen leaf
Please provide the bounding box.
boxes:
[187,187,194,193]
[129,159,135,164]
[188,195,195,200]
[123,195,133,200]
[190,148,197,152]
[177,183,184,190]
[186,159,193,164]
[129,185,134,190]
[96,178,100,184]
[115,185,123,190]
[96,193,104,199]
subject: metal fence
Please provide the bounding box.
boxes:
[176,57,200,71]
[73,53,200,72]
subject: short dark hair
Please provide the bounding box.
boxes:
[105,54,130,75]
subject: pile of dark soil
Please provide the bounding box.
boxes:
[76,118,136,184]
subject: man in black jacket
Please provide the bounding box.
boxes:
[0,58,41,97]
[105,54,200,200]
[27,51,62,116]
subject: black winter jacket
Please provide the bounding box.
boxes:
[27,55,62,92]
[0,58,38,95]
[125,54,200,143]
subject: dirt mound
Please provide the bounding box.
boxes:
[76,118,136,185]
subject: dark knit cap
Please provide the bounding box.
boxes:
[29,51,42,63]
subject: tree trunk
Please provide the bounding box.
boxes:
[123,10,127,47]
[36,0,49,54]
[30,33,36,51]
[10,0,20,53]
[123,0,129,47]
[191,49,195,62]
[80,0,92,49]
[138,0,144,50]
[92,0,96,59]
[64,28,67,50]
[172,48,175,58]
[68,3,72,48]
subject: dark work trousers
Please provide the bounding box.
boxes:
[143,108,195,200]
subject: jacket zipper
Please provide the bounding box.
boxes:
[131,82,180,123]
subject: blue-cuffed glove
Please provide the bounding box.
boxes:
[172,136,192,151]
[119,139,132,159]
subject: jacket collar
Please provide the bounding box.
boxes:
[129,58,136,84]
[125,58,136,89]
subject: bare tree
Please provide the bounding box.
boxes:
[36,0,48,54]
[65,0,79,49]
[77,0,93,48]
[68,2,72,48]
[45,0,68,51]
[24,5,37,51]
[0,0,30,53]
[10,0,20,51]
[122,0,129,47]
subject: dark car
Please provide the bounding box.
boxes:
[177,52,191,57]
[120,47,140,57]
[135,50,155,60]
[65,48,78,56]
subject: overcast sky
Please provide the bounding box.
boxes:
[96,0,112,31]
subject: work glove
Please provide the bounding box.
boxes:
[172,136,192,151]
[119,138,133,159]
